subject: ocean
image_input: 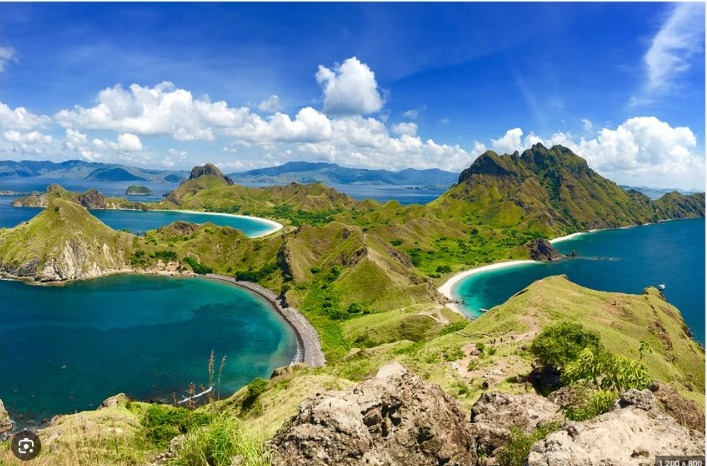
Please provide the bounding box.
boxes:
[452,219,706,343]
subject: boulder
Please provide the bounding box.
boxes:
[527,389,705,466]
[99,393,129,409]
[268,362,477,466]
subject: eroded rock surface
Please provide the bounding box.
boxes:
[0,399,13,436]
[527,389,705,466]
[268,362,477,466]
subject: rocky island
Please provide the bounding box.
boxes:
[125,185,154,196]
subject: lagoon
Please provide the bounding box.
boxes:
[451,219,705,343]
[0,275,298,424]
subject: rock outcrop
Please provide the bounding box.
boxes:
[469,392,564,462]
[527,239,563,261]
[527,389,705,466]
[0,399,13,436]
[268,362,477,466]
[188,163,233,185]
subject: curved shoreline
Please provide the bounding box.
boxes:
[438,260,538,315]
[153,209,283,238]
[204,274,325,368]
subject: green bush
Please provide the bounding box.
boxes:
[529,322,602,370]
[152,249,178,261]
[563,348,651,393]
[563,388,617,421]
[171,414,270,466]
[391,238,404,246]
[242,378,268,410]
[142,404,210,448]
[183,256,213,275]
[497,424,560,466]
[435,264,452,273]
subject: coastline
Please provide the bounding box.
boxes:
[153,209,284,238]
[204,274,325,368]
[438,260,537,315]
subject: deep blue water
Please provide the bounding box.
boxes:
[453,219,706,343]
[0,275,297,424]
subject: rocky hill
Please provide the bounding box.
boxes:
[11,184,136,209]
[0,195,135,281]
[432,144,703,236]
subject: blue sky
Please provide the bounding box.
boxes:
[0,2,704,189]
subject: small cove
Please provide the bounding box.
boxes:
[451,218,705,343]
[0,275,298,424]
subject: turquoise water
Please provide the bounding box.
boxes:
[0,196,277,237]
[0,275,297,424]
[453,219,705,343]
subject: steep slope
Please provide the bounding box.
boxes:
[11,184,136,209]
[431,144,698,236]
[0,196,134,281]
[653,192,705,218]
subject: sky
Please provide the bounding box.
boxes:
[0,2,704,190]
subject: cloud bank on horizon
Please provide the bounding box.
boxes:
[0,3,704,190]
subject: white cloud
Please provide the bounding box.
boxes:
[315,57,384,115]
[633,3,704,103]
[485,117,705,190]
[258,95,282,113]
[0,47,17,73]
[2,130,52,155]
[3,130,52,145]
[581,118,593,133]
[403,109,419,119]
[64,129,88,151]
[0,102,51,129]
[491,127,523,154]
[92,133,143,152]
[472,141,487,155]
[392,122,418,136]
[55,82,256,141]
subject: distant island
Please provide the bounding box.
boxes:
[125,185,154,196]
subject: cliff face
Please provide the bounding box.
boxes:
[0,197,134,281]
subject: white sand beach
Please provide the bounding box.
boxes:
[438,260,537,315]
[156,209,284,237]
[548,231,586,244]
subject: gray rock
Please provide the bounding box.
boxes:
[268,362,476,466]
[0,399,13,435]
[527,389,705,466]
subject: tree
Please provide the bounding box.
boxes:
[529,322,602,370]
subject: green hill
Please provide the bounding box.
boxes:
[430,144,700,236]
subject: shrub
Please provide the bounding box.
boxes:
[142,404,210,448]
[171,414,270,466]
[563,348,651,393]
[529,322,602,370]
[391,238,404,246]
[242,378,268,410]
[563,388,617,421]
[436,264,452,273]
[183,256,213,274]
[152,249,178,261]
[497,424,560,466]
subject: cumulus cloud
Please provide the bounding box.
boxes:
[486,117,705,190]
[392,122,418,136]
[633,3,705,104]
[0,102,51,129]
[0,47,17,73]
[3,130,53,154]
[491,127,524,154]
[258,95,282,113]
[55,82,256,141]
[92,133,143,152]
[315,57,384,115]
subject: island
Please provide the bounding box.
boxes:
[0,145,704,465]
[125,185,154,196]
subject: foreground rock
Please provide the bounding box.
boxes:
[0,399,13,436]
[470,392,564,462]
[527,389,705,466]
[268,362,476,466]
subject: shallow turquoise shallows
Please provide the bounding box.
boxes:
[453,218,705,343]
[0,275,297,424]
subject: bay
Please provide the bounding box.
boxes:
[0,275,298,424]
[452,219,706,343]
